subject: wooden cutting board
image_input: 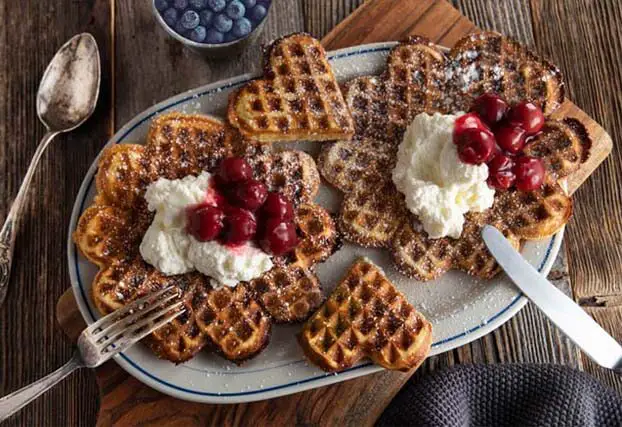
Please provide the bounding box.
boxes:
[56,1,612,425]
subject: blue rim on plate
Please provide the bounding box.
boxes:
[67,43,564,401]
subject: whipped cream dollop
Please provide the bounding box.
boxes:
[392,112,495,239]
[139,172,273,288]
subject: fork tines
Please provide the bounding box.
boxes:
[80,286,184,359]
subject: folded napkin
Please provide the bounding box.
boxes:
[378,364,622,427]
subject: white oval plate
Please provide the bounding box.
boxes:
[67,42,563,403]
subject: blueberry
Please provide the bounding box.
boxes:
[224,32,237,42]
[173,0,188,9]
[189,25,207,42]
[242,0,256,7]
[154,0,169,12]
[205,28,224,43]
[162,8,179,26]
[249,4,267,21]
[232,17,251,37]
[226,1,246,19]
[180,10,200,29]
[213,13,233,32]
[189,0,207,8]
[174,19,189,35]
[199,9,213,26]
[207,0,226,12]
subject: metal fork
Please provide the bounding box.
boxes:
[0,286,184,422]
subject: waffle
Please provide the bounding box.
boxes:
[73,205,145,268]
[318,138,404,247]
[248,149,321,204]
[145,112,229,180]
[227,33,354,143]
[390,178,572,280]
[223,123,267,158]
[251,204,336,323]
[95,144,151,210]
[318,34,591,281]
[446,32,564,115]
[322,124,579,281]
[299,258,432,372]
[339,179,407,248]
[523,118,591,179]
[92,260,213,362]
[342,77,388,141]
[74,112,338,363]
[93,259,271,363]
[343,36,448,143]
[318,137,396,193]
[384,36,449,140]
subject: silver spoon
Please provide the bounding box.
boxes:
[0,33,100,305]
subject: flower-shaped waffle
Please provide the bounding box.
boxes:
[74,112,338,363]
[318,33,591,281]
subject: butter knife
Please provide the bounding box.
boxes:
[482,225,622,374]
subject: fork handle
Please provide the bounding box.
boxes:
[0,351,84,422]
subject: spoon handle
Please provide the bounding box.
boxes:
[0,130,59,305]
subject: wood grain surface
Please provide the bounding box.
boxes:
[1,1,621,426]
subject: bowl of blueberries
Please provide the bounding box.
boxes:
[153,0,272,56]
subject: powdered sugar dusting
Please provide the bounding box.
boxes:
[458,63,481,91]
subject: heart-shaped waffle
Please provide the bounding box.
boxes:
[74,113,338,363]
[342,36,449,144]
[318,34,591,281]
[227,33,354,143]
[299,258,432,372]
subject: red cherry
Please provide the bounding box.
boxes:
[186,205,224,242]
[223,207,257,245]
[262,193,294,221]
[218,157,253,183]
[206,178,226,207]
[456,128,495,165]
[508,101,545,135]
[470,93,509,125]
[513,156,545,191]
[453,112,489,143]
[232,179,268,210]
[260,219,299,255]
[487,154,515,190]
[494,124,526,154]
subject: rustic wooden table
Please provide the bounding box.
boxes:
[1,1,621,426]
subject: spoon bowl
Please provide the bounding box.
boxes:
[36,33,100,131]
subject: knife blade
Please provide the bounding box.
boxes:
[482,225,622,373]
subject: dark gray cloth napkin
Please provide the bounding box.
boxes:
[378,364,622,427]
